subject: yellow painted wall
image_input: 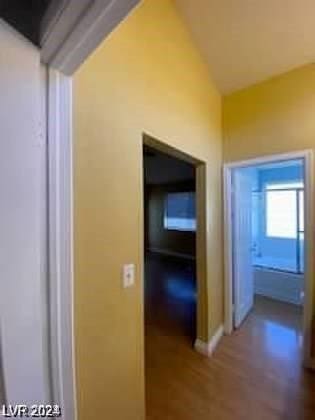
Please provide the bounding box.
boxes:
[223,63,315,356]
[73,1,222,419]
[223,64,315,162]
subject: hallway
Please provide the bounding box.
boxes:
[145,256,315,420]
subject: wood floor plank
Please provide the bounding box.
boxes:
[145,254,315,419]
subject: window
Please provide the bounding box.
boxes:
[266,182,304,239]
[263,181,304,273]
[164,192,196,231]
[266,190,297,238]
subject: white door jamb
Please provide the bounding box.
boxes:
[48,68,76,420]
[223,150,315,369]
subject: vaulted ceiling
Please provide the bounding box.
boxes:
[176,0,315,94]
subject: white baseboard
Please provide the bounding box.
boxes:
[194,325,224,357]
[148,247,195,261]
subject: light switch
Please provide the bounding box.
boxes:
[123,264,135,288]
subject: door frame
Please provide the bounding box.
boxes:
[44,2,141,420]
[223,150,314,368]
[47,68,77,420]
[142,134,209,346]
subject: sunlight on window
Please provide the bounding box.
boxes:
[266,190,297,238]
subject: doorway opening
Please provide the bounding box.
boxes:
[142,135,209,415]
[143,144,197,344]
[224,151,314,367]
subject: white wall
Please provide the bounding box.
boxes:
[0,21,50,405]
[254,267,303,305]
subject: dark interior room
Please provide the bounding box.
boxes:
[143,145,197,342]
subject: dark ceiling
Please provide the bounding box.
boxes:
[143,146,195,185]
[0,0,52,45]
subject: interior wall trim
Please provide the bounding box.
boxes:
[48,68,77,420]
[41,0,140,75]
[194,325,224,357]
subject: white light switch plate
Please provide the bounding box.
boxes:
[123,264,135,288]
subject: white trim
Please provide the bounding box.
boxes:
[40,63,52,408]
[223,150,314,367]
[40,0,94,64]
[194,326,224,357]
[223,165,234,335]
[301,150,314,365]
[224,150,312,170]
[148,248,196,261]
[40,0,78,47]
[41,0,140,75]
[48,68,77,420]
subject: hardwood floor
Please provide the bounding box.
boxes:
[145,252,196,343]
[145,254,315,420]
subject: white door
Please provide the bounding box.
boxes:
[233,168,254,328]
[0,22,50,406]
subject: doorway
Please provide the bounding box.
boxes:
[142,135,209,416]
[143,144,197,343]
[224,151,314,367]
